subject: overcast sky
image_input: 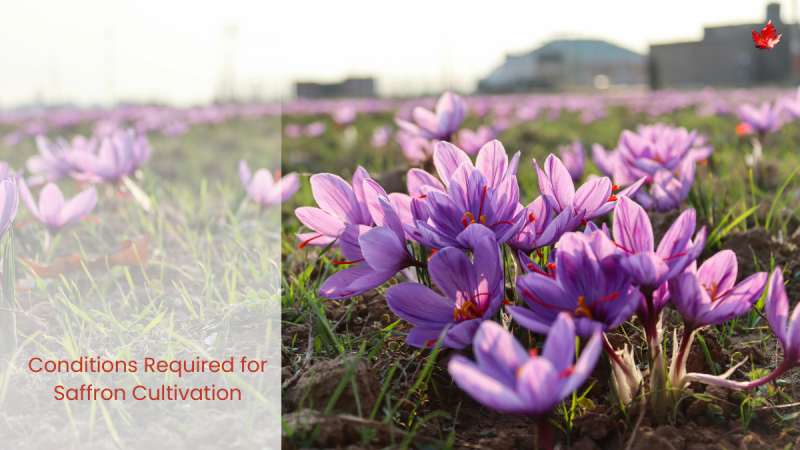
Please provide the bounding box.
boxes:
[0,0,793,107]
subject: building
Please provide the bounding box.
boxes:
[295,78,375,99]
[477,39,647,93]
[649,4,800,88]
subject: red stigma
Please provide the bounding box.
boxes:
[581,219,588,227]
[664,251,688,261]
[522,290,572,312]
[488,221,515,228]
[612,184,619,190]
[418,194,427,199]
[339,291,356,297]
[478,185,488,219]
[606,195,618,203]
[428,249,437,260]
[503,299,510,306]
[528,348,539,357]
[613,242,634,254]
[558,365,575,379]
[424,338,439,348]
[528,213,536,223]
[299,234,324,249]
[332,258,365,265]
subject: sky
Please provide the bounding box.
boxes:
[0,0,794,107]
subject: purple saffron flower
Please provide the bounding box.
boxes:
[305,122,327,137]
[685,268,800,390]
[27,136,75,183]
[284,124,303,138]
[669,250,768,331]
[395,131,434,163]
[636,157,696,213]
[592,124,704,185]
[370,125,392,147]
[558,141,585,182]
[386,234,503,349]
[396,91,466,141]
[535,154,644,221]
[448,314,602,446]
[457,125,497,155]
[406,142,524,251]
[738,102,782,136]
[509,231,640,338]
[508,195,586,256]
[238,160,300,206]
[67,129,150,184]
[433,140,520,190]
[17,178,97,235]
[0,179,19,241]
[332,106,357,127]
[295,167,373,249]
[319,196,422,299]
[613,196,706,290]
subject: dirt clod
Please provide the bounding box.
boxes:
[285,355,381,415]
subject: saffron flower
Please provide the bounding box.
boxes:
[636,157,696,213]
[558,141,585,181]
[395,131,434,163]
[535,154,644,221]
[396,91,466,141]
[737,102,782,139]
[27,136,76,184]
[457,125,498,155]
[0,179,19,241]
[509,231,640,338]
[17,178,97,235]
[67,129,151,184]
[370,126,392,147]
[332,106,357,127]
[319,196,422,299]
[613,196,706,292]
[685,268,800,390]
[305,122,327,137]
[238,160,300,207]
[448,315,601,449]
[406,142,524,251]
[386,234,503,349]
[592,124,704,185]
[666,250,767,400]
[508,195,585,256]
[295,167,374,249]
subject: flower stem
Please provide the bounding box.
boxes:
[535,417,553,450]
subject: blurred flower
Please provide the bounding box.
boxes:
[305,122,327,137]
[370,126,392,147]
[558,141,585,181]
[636,157,695,213]
[332,106,357,126]
[396,131,434,163]
[737,102,782,136]
[238,159,300,207]
[68,129,150,184]
[162,121,189,137]
[284,124,303,138]
[457,125,497,155]
[17,179,97,235]
[0,179,19,241]
[395,91,466,141]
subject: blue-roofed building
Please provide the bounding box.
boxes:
[477,39,647,93]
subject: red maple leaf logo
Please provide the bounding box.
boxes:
[752,20,782,51]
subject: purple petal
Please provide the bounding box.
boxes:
[386,282,455,325]
[295,206,347,237]
[59,187,98,227]
[309,173,361,225]
[448,355,529,414]
[613,196,654,253]
[475,140,508,188]
[433,141,471,186]
[472,321,529,388]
